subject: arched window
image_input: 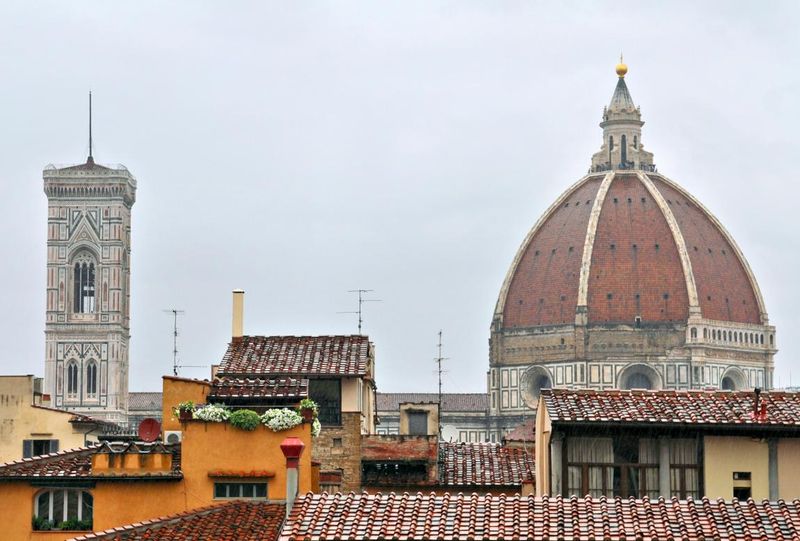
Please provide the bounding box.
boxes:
[633,135,638,149]
[721,376,736,391]
[609,135,614,151]
[34,489,93,530]
[623,372,653,390]
[86,361,97,397]
[690,327,697,340]
[73,253,96,314]
[621,134,628,164]
[66,362,79,397]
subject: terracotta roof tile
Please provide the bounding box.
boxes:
[440,442,534,487]
[69,501,285,541]
[281,493,800,541]
[208,377,309,402]
[376,393,488,412]
[543,388,800,427]
[0,442,181,480]
[503,418,535,443]
[219,336,371,377]
[128,392,163,411]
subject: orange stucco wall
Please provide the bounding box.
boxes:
[161,376,212,432]
[1,377,315,540]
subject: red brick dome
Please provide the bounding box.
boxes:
[496,171,766,329]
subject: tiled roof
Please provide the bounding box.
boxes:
[503,418,535,443]
[376,393,488,413]
[218,336,371,377]
[69,501,285,541]
[0,442,181,480]
[128,391,163,411]
[281,493,800,541]
[440,442,534,487]
[208,377,308,401]
[543,388,800,427]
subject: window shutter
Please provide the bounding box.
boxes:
[23,440,33,458]
[50,439,59,453]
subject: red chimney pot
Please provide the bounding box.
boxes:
[281,436,305,466]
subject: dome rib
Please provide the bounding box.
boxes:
[494,173,601,323]
[647,173,768,324]
[636,171,700,312]
[576,171,615,319]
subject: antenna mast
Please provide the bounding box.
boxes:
[88,91,93,163]
[434,330,448,439]
[338,289,381,335]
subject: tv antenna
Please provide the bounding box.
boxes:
[162,309,204,376]
[338,289,381,335]
[434,330,449,439]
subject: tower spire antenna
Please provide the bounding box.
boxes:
[87,91,94,164]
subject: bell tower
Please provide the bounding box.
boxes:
[42,95,136,424]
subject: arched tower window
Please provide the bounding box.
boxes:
[621,134,628,164]
[86,361,97,397]
[66,362,79,397]
[73,253,96,314]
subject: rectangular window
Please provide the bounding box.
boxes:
[407,412,428,436]
[566,436,661,498]
[213,482,267,499]
[309,379,341,426]
[24,439,59,458]
[669,439,700,499]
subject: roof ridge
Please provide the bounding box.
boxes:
[0,444,98,469]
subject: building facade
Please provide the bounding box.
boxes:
[488,62,776,436]
[42,155,136,424]
[376,393,491,442]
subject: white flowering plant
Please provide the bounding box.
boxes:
[311,418,321,438]
[260,408,303,432]
[193,403,231,422]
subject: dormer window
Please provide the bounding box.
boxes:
[73,253,96,314]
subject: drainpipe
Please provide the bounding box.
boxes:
[280,436,305,519]
[768,438,778,500]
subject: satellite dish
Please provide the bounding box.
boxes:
[138,418,162,443]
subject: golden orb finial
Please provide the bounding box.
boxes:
[616,53,628,77]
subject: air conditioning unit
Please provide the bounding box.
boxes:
[164,430,183,444]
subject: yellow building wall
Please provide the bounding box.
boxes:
[534,397,551,497]
[703,436,769,500]
[160,376,211,432]
[0,375,95,463]
[778,439,800,499]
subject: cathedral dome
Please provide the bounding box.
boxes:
[495,171,767,329]
[488,63,776,427]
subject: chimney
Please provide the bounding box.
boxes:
[280,436,305,519]
[232,289,245,342]
[753,387,761,418]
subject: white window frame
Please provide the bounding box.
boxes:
[35,489,92,523]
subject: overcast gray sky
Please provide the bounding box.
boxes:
[1,1,798,394]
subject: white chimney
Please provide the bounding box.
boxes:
[232,289,245,342]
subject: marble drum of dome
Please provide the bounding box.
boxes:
[487,62,776,432]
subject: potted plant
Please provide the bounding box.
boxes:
[297,398,319,422]
[173,401,195,422]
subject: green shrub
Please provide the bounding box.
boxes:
[32,516,53,531]
[229,409,261,431]
[56,518,92,530]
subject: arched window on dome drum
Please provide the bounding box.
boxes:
[703,328,708,339]
[73,253,96,314]
[690,327,697,341]
[621,134,628,164]
[86,361,97,398]
[623,372,653,390]
[66,362,78,398]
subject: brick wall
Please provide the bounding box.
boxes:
[311,412,362,492]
